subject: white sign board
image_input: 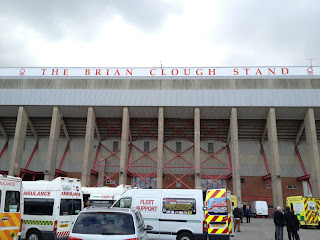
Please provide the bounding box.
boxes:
[0,66,319,78]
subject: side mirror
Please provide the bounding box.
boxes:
[144,225,153,231]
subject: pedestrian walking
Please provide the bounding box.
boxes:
[233,206,242,232]
[284,206,300,240]
[274,206,284,240]
[245,205,251,223]
[240,205,244,223]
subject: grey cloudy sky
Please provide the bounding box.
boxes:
[0,0,319,67]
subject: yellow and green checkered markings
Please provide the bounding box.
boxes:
[23,220,53,225]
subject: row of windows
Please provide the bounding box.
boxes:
[112,141,215,153]
[131,177,227,189]
[24,198,81,216]
[265,184,298,189]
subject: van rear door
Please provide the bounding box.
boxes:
[205,189,231,238]
[305,198,319,226]
[58,179,82,238]
[0,176,21,240]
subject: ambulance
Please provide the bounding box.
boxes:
[82,184,132,207]
[286,196,320,228]
[112,188,232,240]
[231,195,237,209]
[0,174,23,240]
[21,177,83,240]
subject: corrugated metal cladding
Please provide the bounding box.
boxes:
[1,89,320,107]
[0,138,310,177]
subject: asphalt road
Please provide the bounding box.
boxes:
[232,217,319,240]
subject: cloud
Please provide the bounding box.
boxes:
[0,0,183,66]
[207,0,320,66]
[0,0,182,41]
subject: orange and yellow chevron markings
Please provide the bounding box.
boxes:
[0,212,21,240]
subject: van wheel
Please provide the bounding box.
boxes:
[27,230,43,240]
[177,232,194,240]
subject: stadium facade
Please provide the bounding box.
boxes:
[1,66,320,209]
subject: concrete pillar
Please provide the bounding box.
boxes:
[9,106,28,176]
[44,107,61,180]
[97,158,105,187]
[194,108,201,189]
[157,107,164,188]
[267,108,283,208]
[230,108,242,205]
[81,107,96,187]
[119,107,130,185]
[304,108,320,196]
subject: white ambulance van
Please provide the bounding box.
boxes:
[82,184,132,207]
[251,201,268,218]
[112,188,232,240]
[0,174,23,240]
[21,177,83,240]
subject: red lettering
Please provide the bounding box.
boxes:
[150,69,156,76]
[244,68,250,75]
[96,69,101,75]
[85,69,90,75]
[282,68,289,75]
[114,69,120,76]
[268,68,275,75]
[172,69,178,75]
[209,69,216,75]
[184,69,190,75]
[255,68,262,75]
[41,69,47,75]
[196,69,203,75]
[106,69,109,76]
[52,69,59,75]
[161,69,166,76]
[126,69,133,76]
[233,68,239,75]
[63,69,68,76]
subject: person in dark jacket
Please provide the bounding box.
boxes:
[233,207,242,232]
[284,206,299,240]
[245,206,252,223]
[240,205,244,223]
[274,206,284,240]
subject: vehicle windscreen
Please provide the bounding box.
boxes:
[72,212,135,235]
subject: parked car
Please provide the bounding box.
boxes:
[68,207,152,240]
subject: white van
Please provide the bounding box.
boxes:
[0,174,23,240]
[112,188,233,240]
[250,201,268,218]
[21,177,83,240]
[82,184,132,207]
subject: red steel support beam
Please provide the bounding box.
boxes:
[55,141,70,178]
[198,120,231,190]
[0,141,8,160]
[21,141,39,180]
[261,145,272,187]
[128,119,158,189]
[295,145,312,193]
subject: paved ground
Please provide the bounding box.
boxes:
[232,217,319,240]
